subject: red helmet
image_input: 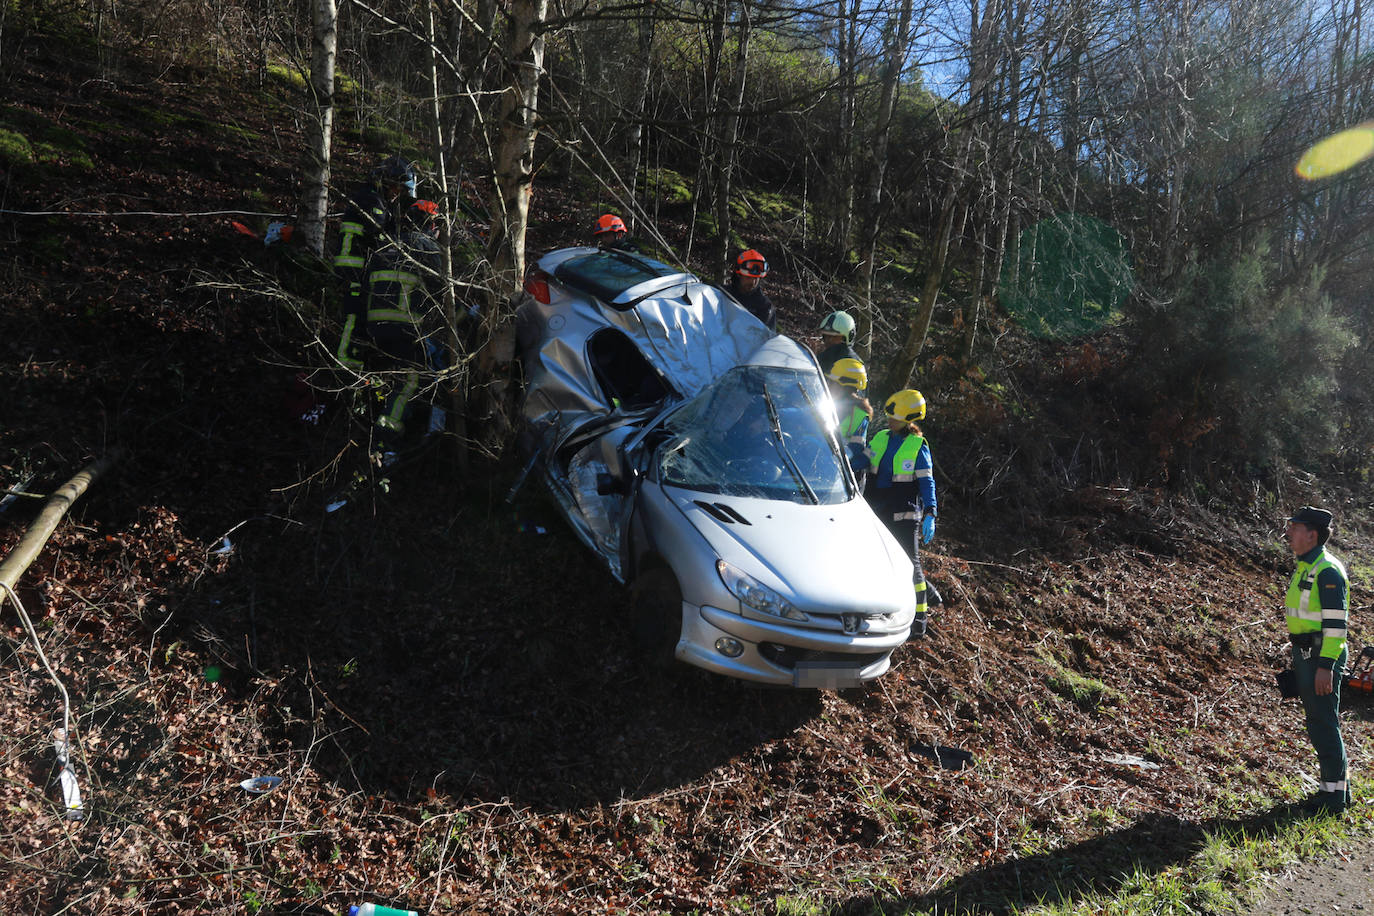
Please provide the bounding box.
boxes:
[735,248,768,278]
[593,214,627,237]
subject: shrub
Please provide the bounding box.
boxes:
[1121,242,1353,479]
[0,127,34,166]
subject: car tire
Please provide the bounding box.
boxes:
[631,566,683,668]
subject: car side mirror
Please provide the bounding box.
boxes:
[596,472,627,496]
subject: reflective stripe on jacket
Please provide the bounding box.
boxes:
[1286,546,1350,663]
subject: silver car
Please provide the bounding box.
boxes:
[515,246,916,687]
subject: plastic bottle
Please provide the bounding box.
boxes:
[349,905,419,916]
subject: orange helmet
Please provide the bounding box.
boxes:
[593,214,627,237]
[735,248,768,278]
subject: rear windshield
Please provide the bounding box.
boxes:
[554,250,681,308]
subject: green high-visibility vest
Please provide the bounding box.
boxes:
[869,430,927,483]
[1286,547,1349,661]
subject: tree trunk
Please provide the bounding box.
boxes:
[426,0,467,472]
[686,0,727,265]
[855,0,913,357]
[830,0,859,264]
[296,0,338,258]
[711,0,752,283]
[627,3,657,212]
[0,454,118,592]
[475,0,548,454]
[882,185,961,395]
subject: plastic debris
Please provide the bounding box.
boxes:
[212,537,234,555]
[350,904,420,916]
[52,728,84,820]
[239,776,282,794]
[0,473,36,513]
[910,742,974,771]
[1104,753,1161,770]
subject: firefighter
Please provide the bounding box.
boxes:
[855,389,938,637]
[592,213,638,251]
[827,357,872,473]
[333,156,418,370]
[361,200,445,456]
[815,311,860,376]
[1283,506,1352,815]
[726,248,776,330]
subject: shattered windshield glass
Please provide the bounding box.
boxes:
[658,366,853,504]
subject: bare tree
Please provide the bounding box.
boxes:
[297,0,339,257]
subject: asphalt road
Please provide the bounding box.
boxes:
[1248,830,1374,915]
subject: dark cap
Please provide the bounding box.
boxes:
[1288,506,1334,529]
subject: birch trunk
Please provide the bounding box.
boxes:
[475,0,548,452]
[297,0,338,258]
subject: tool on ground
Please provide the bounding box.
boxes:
[1344,645,1374,693]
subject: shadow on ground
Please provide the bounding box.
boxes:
[164,460,823,811]
[831,803,1317,915]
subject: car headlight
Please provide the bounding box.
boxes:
[716,560,809,621]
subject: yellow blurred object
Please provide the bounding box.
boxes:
[1295,123,1374,179]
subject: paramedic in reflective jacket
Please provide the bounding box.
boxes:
[854,389,936,637]
[1283,505,1352,815]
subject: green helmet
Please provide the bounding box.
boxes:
[818,311,856,343]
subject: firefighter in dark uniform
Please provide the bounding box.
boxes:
[853,389,937,637]
[1283,506,1352,815]
[815,310,860,376]
[726,248,776,331]
[333,156,417,370]
[362,201,444,454]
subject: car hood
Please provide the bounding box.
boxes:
[665,487,914,615]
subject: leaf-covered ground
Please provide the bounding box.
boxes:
[2,31,1372,916]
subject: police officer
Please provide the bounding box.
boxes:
[1283,506,1352,815]
[853,389,937,637]
[333,156,418,370]
[726,248,776,330]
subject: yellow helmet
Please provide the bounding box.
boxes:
[827,357,867,390]
[884,389,926,422]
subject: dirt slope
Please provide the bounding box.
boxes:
[2,32,1372,916]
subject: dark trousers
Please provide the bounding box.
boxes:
[1292,643,1349,799]
[364,322,426,447]
[872,498,929,635]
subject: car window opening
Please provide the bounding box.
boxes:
[588,328,674,410]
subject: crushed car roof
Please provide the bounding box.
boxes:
[518,247,779,428]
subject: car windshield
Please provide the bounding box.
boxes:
[658,365,853,504]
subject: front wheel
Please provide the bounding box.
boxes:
[630,567,683,668]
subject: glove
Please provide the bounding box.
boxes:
[921,514,936,545]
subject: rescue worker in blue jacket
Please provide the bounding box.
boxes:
[1283,506,1352,815]
[854,389,937,637]
[826,357,872,477]
[333,156,418,369]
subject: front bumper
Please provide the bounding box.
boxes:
[675,602,910,687]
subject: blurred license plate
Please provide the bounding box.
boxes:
[792,662,864,689]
